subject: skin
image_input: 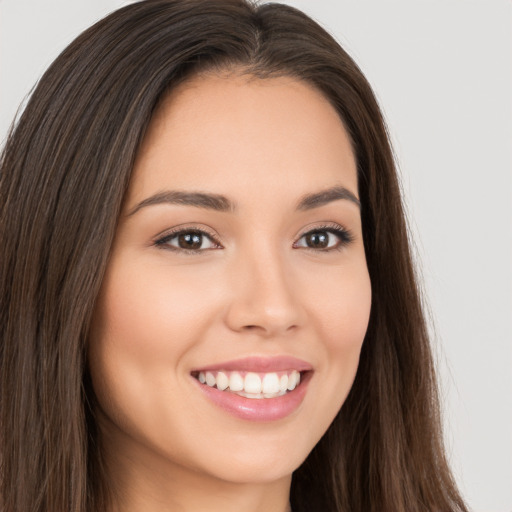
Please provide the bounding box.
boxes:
[89,72,372,512]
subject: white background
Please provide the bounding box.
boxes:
[1,1,510,510]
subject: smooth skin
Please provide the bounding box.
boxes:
[89,72,372,512]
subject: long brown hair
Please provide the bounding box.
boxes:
[0,1,468,511]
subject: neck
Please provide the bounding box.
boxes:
[115,471,291,512]
[112,467,292,512]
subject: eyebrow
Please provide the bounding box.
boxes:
[127,190,234,216]
[127,185,360,216]
[296,186,360,210]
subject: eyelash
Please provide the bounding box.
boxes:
[153,223,354,254]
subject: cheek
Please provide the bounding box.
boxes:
[91,256,219,358]
[304,260,371,416]
[307,256,372,352]
[87,256,221,425]
[324,277,371,351]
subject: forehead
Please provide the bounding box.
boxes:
[127,73,358,207]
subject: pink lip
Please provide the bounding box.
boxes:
[193,371,312,422]
[191,355,313,373]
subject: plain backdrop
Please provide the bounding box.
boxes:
[1,1,511,511]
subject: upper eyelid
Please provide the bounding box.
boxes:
[296,222,349,238]
[156,223,347,238]
[153,224,220,243]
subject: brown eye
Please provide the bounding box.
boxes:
[304,231,330,249]
[294,226,353,251]
[177,232,203,250]
[155,229,219,252]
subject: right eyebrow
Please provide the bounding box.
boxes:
[126,190,236,216]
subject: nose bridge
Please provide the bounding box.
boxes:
[225,241,303,336]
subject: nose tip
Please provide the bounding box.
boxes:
[224,254,304,337]
[226,295,301,338]
[236,305,299,337]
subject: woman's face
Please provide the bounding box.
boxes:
[89,74,371,488]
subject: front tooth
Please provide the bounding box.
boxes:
[205,371,216,387]
[229,372,244,391]
[287,370,299,391]
[279,374,289,392]
[216,371,229,390]
[262,373,280,394]
[244,372,262,394]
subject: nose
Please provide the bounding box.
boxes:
[224,246,305,338]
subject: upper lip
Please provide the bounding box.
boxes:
[191,356,313,373]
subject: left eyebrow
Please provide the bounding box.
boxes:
[296,186,360,210]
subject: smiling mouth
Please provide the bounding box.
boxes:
[191,370,305,399]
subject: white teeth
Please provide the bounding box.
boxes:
[205,371,216,387]
[244,372,262,394]
[262,373,280,394]
[196,369,304,397]
[287,370,299,391]
[238,389,287,400]
[216,371,229,390]
[279,374,289,392]
[229,372,244,391]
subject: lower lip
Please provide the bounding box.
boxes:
[193,372,312,422]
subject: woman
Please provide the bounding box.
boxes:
[0,1,469,511]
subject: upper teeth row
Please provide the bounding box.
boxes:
[197,370,301,395]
